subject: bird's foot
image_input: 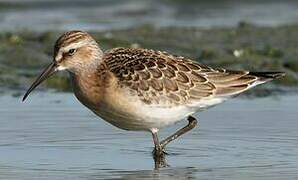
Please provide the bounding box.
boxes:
[152,146,169,169]
[152,146,168,157]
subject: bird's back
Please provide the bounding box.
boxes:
[103,47,284,109]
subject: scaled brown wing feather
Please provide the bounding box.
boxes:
[206,69,258,96]
[103,48,259,105]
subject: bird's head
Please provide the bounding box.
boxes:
[22,30,102,101]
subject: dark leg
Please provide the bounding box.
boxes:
[160,116,198,149]
[150,116,198,169]
[151,130,169,169]
[151,130,164,157]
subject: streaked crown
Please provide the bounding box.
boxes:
[54,30,95,56]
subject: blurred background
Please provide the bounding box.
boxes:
[0,0,297,94]
[1,0,298,30]
[0,0,298,179]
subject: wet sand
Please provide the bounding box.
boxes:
[0,92,297,179]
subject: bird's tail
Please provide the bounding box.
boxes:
[248,71,285,82]
[214,71,285,97]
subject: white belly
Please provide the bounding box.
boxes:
[91,96,226,131]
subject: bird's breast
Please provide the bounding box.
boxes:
[71,73,103,107]
[70,72,147,130]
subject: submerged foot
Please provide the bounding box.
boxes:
[152,147,169,169]
[152,146,168,157]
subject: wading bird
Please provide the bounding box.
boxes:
[23,31,284,159]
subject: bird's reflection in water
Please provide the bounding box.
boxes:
[88,166,198,180]
[85,153,198,179]
[153,153,169,169]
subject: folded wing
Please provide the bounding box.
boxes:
[104,48,284,106]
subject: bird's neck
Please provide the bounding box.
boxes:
[70,44,104,74]
[69,61,110,107]
[72,57,102,75]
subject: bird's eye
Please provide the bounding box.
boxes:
[68,49,76,55]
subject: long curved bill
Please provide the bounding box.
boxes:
[22,62,57,101]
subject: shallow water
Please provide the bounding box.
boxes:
[1,0,298,31]
[0,92,297,179]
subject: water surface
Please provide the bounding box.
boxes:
[0,92,297,179]
[1,0,298,31]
